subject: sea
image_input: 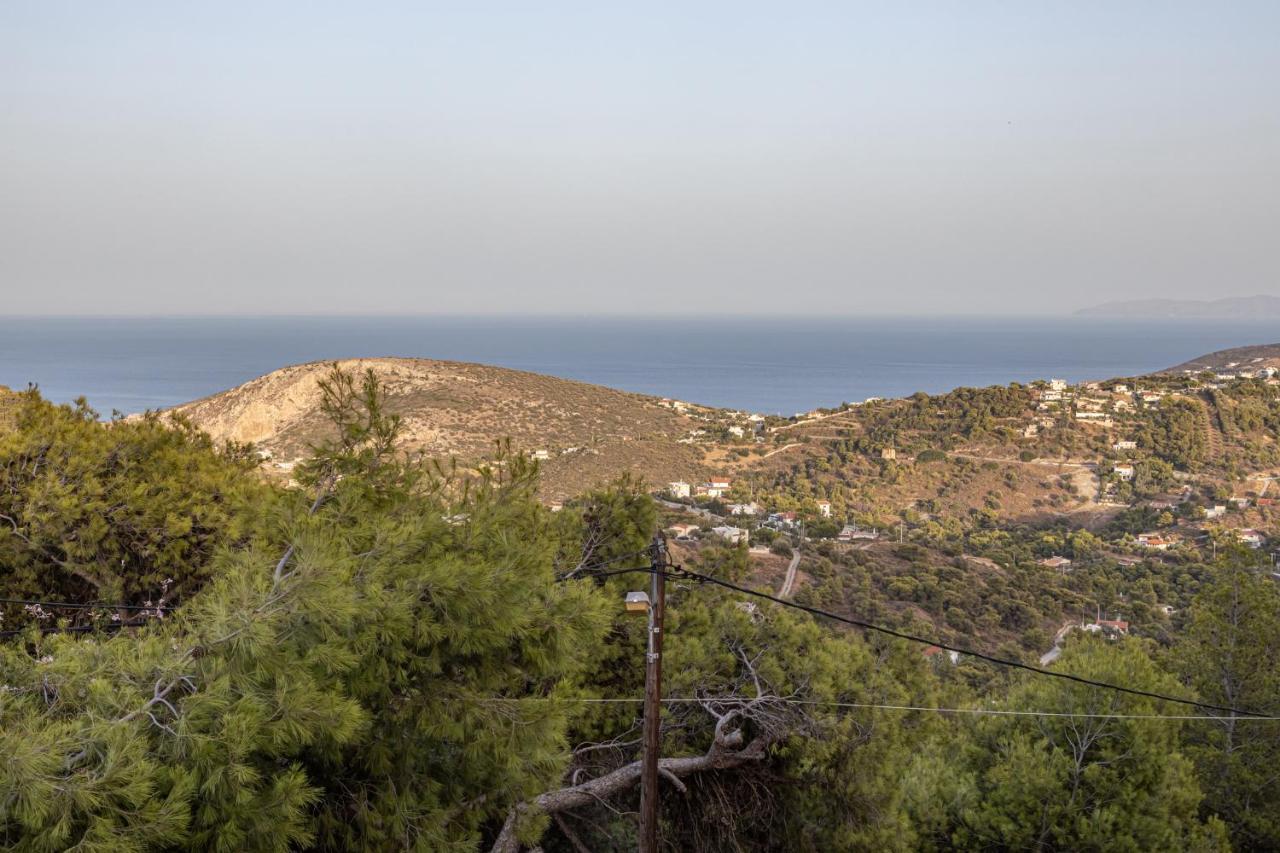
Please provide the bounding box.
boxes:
[1,315,1276,417]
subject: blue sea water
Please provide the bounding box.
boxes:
[0,315,1276,416]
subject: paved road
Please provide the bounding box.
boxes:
[1039,622,1076,666]
[779,550,802,598]
[655,498,724,523]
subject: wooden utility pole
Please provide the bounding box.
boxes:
[639,535,668,853]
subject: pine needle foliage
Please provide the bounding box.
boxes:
[0,367,613,851]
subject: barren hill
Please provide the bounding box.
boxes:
[1164,343,1280,374]
[169,358,711,500]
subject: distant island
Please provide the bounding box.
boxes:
[1076,294,1280,318]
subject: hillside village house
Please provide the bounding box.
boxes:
[530,449,551,461]
[696,477,732,498]
[816,500,832,518]
[880,447,897,461]
[1237,529,1266,549]
[767,511,799,529]
[1038,556,1073,573]
[1112,464,1135,481]
[1205,505,1227,519]
[667,481,691,498]
[728,502,760,516]
[922,646,961,665]
[1048,379,1068,391]
[1137,532,1178,550]
[1084,619,1130,638]
[838,524,880,542]
[1113,440,1137,451]
[711,525,749,546]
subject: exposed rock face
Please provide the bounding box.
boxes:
[167,358,709,499]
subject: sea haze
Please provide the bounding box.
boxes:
[1,316,1276,416]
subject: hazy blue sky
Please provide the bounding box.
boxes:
[2,2,1277,315]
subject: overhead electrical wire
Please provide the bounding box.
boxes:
[572,564,1268,719]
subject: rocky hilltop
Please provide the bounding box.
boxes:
[168,358,711,500]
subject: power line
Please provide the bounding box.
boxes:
[470,696,1280,722]
[0,617,154,639]
[0,597,173,613]
[582,565,1266,719]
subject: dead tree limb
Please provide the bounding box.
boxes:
[489,695,792,853]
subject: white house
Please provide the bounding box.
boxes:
[1113,440,1137,451]
[728,502,760,517]
[1112,464,1135,481]
[1237,529,1266,549]
[711,525,749,546]
[667,481,691,499]
[816,500,832,518]
[727,426,745,438]
[1048,379,1068,391]
[1205,505,1226,519]
[530,449,551,461]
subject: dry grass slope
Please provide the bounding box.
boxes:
[169,358,711,500]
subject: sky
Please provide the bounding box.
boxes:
[2,2,1278,316]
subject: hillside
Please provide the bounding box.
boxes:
[1076,294,1280,317]
[1164,342,1280,374]
[167,358,713,499]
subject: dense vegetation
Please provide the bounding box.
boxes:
[0,371,1277,851]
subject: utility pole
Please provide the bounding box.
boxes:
[639,534,668,853]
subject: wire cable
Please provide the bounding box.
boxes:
[0,596,173,613]
[582,564,1267,719]
[468,695,1280,721]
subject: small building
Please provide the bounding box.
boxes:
[1205,505,1226,519]
[1112,464,1135,481]
[837,524,879,542]
[1230,497,1252,509]
[1237,529,1266,549]
[710,525,749,546]
[667,481,691,499]
[1048,379,1068,391]
[1137,533,1177,550]
[880,447,897,461]
[728,502,760,517]
[727,426,745,438]
[708,476,732,490]
[767,511,799,529]
[529,449,551,461]
[1113,440,1137,451]
[1038,556,1074,573]
[922,646,960,665]
[816,500,832,518]
[1086,619,1130,638]
[1022,424,1039,438]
